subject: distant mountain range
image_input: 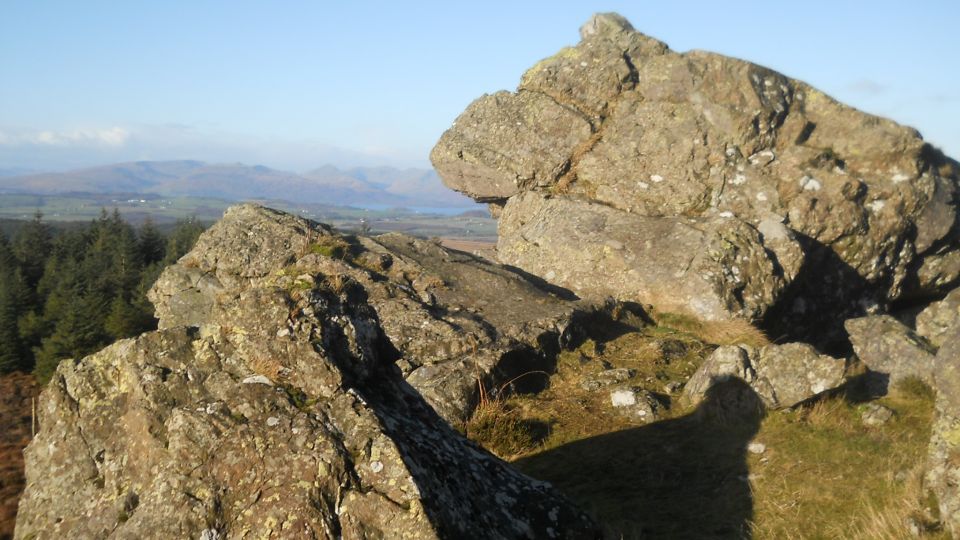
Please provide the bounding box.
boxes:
[0,160,476,208]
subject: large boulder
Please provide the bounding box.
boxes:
[15,205,600,539]
[682,343,847,409]
[926,330,960,536]
[916,287,960,348]
[149,204,589,422]
[845,315,937,389]
[498,191,796,321]
[432,12,960,341]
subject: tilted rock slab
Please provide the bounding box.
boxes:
[682,343,847,409]
[845,315,936,389]
[916,287,960,349]
[16,205,599,539]
[498,191,797,321]
[432,12,959,329]
[148,204,589,422]
[926,329,960,537]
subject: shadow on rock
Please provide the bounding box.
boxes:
[761,232,876,356]
[514,379,765,539]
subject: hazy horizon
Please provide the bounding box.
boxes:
[2,1,959,171]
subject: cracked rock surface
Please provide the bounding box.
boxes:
[432,12,959,340]
[15,204,600,539]
[147,204,590,422]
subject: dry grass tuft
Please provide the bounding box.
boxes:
[464,368,551,459]
[654,312,770,348]
[249,355,284,381]
[326,273,350,295]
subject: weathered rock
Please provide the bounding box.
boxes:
[16,205,600,539]
[916,287,960,348]
[683,343,846,409]
[581,368,635,391]
[149,204,590,422]
[497,191,794,322]
[861,403,895,427]
[845,315,936,389]
[609,387,660,423]
[433,12,960,336]
[925,330,960,536]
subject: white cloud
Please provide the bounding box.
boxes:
[0,126,130,147]
[0,123,428,172]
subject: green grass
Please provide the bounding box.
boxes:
[465,326,946,539]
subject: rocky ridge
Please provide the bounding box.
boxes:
[15,205,599,539]
[432,13,960,346]
[11,12,960,539]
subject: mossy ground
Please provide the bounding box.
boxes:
[465,322,946,539]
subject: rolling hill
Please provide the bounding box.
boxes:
[0,161,476,208]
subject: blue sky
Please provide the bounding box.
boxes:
[1,1,957,172]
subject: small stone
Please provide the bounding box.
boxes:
[266,416,280,427]
[242,375,273,386]
[609,387,659,423]
[664,381,682,394]
[581,368,635,391]
[610,389,637,407]
[747,442,766,454]
[861,403,895,427]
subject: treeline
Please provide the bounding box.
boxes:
[0,210,204,382]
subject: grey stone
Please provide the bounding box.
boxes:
[609,387,660,423]
[861,403,895,427]
[581,368,635,391]
[432,11,960,329]
[15,204,600,540]
[149,204,593,422]
[916,287,960,348]
[683,343,846,409]
[846,315,937,389]
[925,329,960,537]
[497,191,795,322]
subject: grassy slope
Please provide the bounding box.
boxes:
[466,322,946,539]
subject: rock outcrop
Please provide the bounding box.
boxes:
[926,330,960,536]
[845,315,937,390]
[682,343,847,409]
[148,204,589,422]
[15,205,600,539]
[916,287,960,348]
[432,12,960,343]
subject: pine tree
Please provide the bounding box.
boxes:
[138,217,166,266]
[0,233,26,372]
[12,210,52,290]
[33,282,109,383]
[104,295,154,340]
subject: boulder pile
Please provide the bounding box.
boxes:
[14,12,960,538]
[432,13,959,348]
[15,205,600,539]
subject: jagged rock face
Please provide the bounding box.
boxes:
[498,191,793,321]
[682,343,847,409]
[845,315,936,389]
[148,204,587,422]
[15,204,600,539]
[926,330,960,536]
[432,12,960,333]
[916,287,960,348]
